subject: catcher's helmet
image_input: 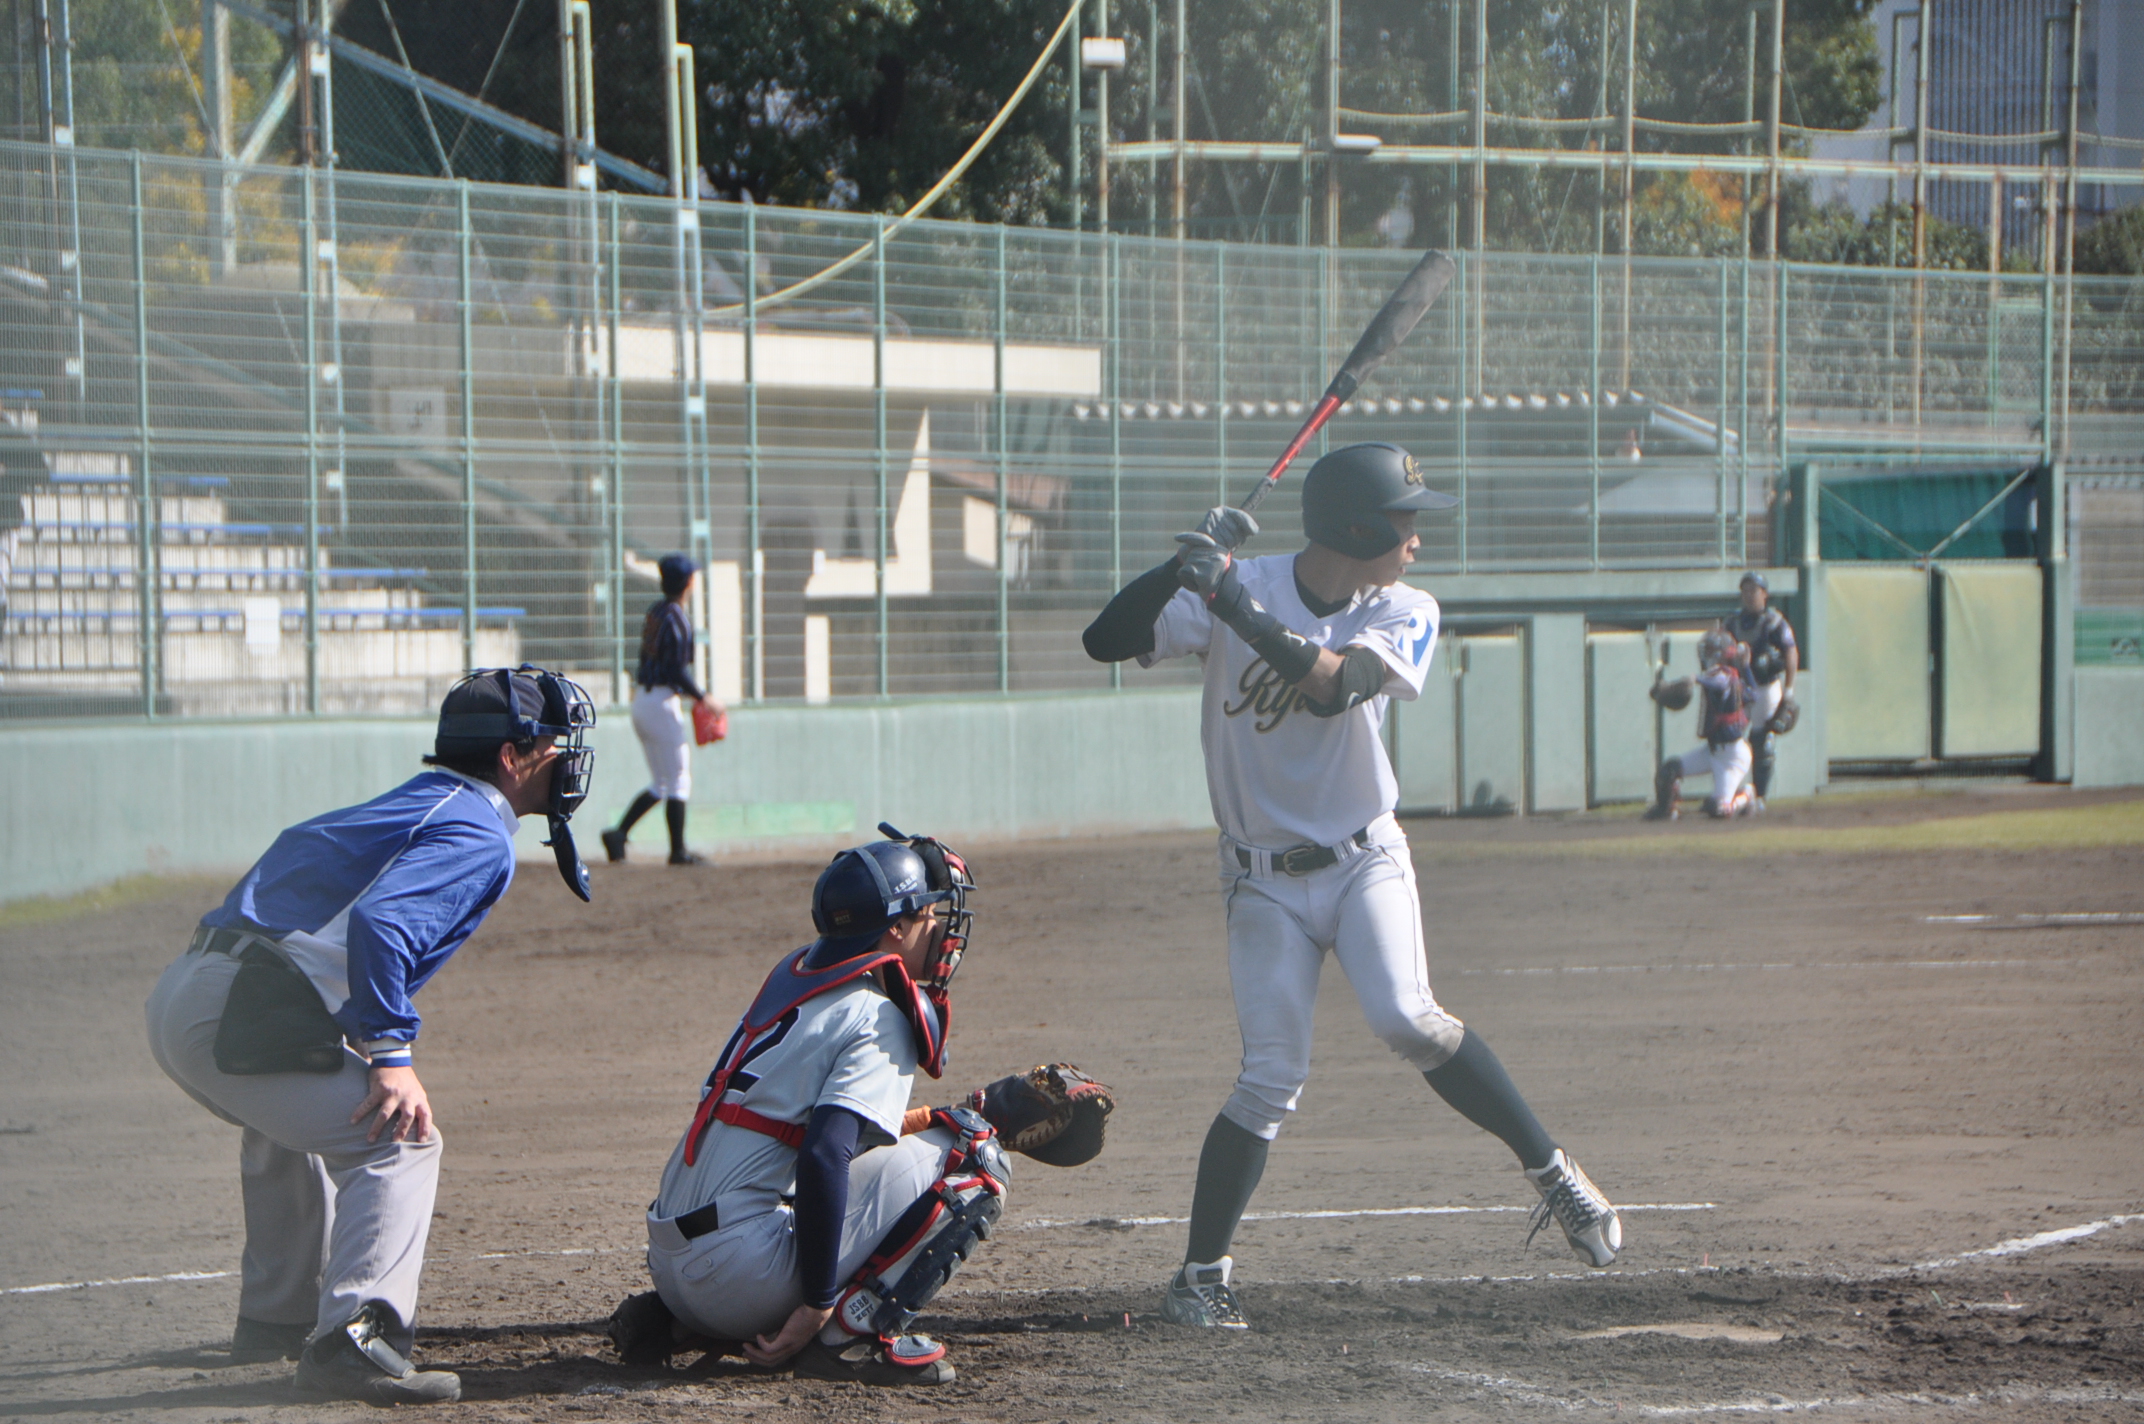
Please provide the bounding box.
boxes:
[1301,442,1459,560]
[810,823,975,988]
[1697,627,1743,670]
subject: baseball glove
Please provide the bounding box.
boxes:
[1651,678,1694,712]
[970,1063,1115,1167]
[1769,693,1800,735]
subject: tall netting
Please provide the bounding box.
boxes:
[2,138,2141,720]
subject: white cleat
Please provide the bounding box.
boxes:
[1524,1149,1622,1267]
[1160,1256,1250,1330]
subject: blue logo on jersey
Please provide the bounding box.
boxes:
[1409,616,1434,665]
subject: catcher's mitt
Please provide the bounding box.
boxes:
[1651,678,1694,712]
[970,1063,1115,1167]
[1769,693,1800,735]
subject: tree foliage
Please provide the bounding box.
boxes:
[2075,204,2144,277]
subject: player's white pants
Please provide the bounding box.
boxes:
[1671,738,1754,814]
[1749,678,1785,731]
[145,947,441,1353]
[645,1126,994,1342]
[1218,817,1465,1142]
[630,685,693,800]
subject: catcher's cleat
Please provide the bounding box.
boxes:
[1524,1149,1622,1268]
[791,1334,955,1386]
[600,827,628,863]
[1160,1256,1250,1330]
[292,1304,460,1404]
[607,1291,678,1367]
[229,1316,310,1364]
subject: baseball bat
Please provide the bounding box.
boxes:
[1238,248,1458,516]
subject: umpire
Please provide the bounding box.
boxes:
[144,666,597,1403]
[1724,571,1798,807]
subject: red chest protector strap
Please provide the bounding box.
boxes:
[681,945,949,1166]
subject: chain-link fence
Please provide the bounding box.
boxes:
[2,137,2141,719]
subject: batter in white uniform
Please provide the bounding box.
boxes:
[1083,443,1623,1329]
[607,828,1011,1386]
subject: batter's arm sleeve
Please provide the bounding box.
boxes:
[342,822,511,1046]
[794,1104,867,1309]
[1301,645,1394,717]
[1082,560,1183,662]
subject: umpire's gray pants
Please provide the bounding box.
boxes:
[145,947,440,1353]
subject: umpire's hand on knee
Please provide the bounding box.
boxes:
[745,1304,833,1368]
[354,1065,434,1144]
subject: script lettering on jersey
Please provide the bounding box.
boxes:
[1223,659,1307,733]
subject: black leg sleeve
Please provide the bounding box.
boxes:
[1422,1028,1558,1171]
[1083,560,1183,663]
[1185,1114,1270,1264]
[616,790,660,834]
[665,798,689,858]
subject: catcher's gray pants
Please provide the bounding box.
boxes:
[144,947,440,1353]
[1217,820,1467,1143]
[645,1126,986,1342]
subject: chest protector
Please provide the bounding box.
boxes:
[1700,670,1752,745]
[681,944,950,1166]
[1729,607,1788,683]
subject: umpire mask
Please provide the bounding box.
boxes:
[435,665,598,902]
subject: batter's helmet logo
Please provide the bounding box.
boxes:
[1402,454,1424,486]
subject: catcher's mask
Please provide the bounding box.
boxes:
[809,824,976,991]
[1697,627,1741,671]
[433,664,597,901]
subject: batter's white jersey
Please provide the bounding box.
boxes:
[1143,554,1439,848]
[652,979,916,1224]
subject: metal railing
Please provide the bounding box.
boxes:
[1,138,2140,719]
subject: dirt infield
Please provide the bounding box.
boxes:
[4,784,2142,1421]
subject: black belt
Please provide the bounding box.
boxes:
[191,925,270,957]
[676,1201,722,1240]
[1236,827,1373,877]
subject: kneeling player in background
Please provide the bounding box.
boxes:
[608,827,1112,1385]
[1647,627,1758,820]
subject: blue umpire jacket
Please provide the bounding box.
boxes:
[199,769,519,1057]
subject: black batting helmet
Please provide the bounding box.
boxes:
[1301,442,1459,560]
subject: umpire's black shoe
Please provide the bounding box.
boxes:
[293,1305,460,1404]
[228,1316,310,1363]
[792,1334,955,1386]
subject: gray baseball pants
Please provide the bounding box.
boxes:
[145,946,440,1353]
[645,1126,977,1343]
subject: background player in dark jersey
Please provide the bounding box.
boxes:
[1724,572,1798,810]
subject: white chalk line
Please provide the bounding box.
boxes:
[1925,911,2144,927]
[9,1210,2137,1300]
[1401,1363,2144,1416]
[1017,1202,1718,1231]
[2,1270,232,1296]
[1912,1213,2144,1270]
[1452,959,2054,979]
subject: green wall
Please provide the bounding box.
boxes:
[0,691,1213,906]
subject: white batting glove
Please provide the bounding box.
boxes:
[1177,506,1259,553]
